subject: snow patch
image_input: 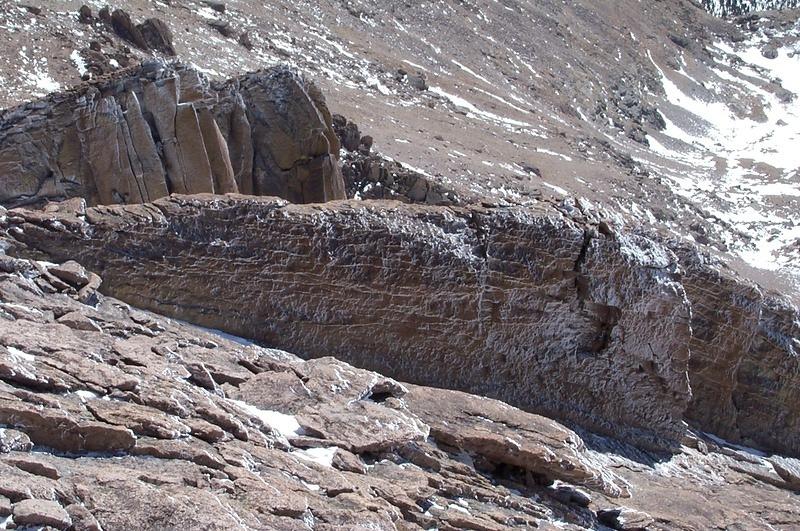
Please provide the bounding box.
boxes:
[6,346,35,362]
[228,399,301,438]
[70,50,87,77]
[294,446,338,467]
[429,86,532,129]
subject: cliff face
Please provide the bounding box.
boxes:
[1,60,798,459]
[0,253,629,530]
[0,248,798,530]
[0,62,345,208]
[674,246,800,456]
[6,194,800,458]
[5,194,693,452]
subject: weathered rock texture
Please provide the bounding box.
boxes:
[0,251,627,530]
[672,245,800,456]
[0,234,799,530]
[5,194,693,451]
[340,148,464,205]
[0,61,345,208]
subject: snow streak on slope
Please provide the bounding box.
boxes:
[702,0,800,17]
[643,22,800,285]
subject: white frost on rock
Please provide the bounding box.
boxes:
[228,399,301,438]
[294,446,338,467]
[6,345,35,362]
[74,390,100,402]
[70,49,87,76]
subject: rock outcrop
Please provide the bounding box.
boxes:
[0,62,345,208]
[0,251,625,530]
[5,194,693,452]
[0,230,799,530]
[672,245,800,456]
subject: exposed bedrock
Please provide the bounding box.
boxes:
[671,244,800,457]
[6,194,694,451]
[0,61,345,208]
[0,254,634,530]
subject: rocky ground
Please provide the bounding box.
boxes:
[1,0,799,529]
[0,247,798,530]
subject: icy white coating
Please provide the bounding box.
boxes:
[641,20,800,281]
[6,345,35,362]
[70,49,87,77]
[228,399,302,438]
[293,446,339,467]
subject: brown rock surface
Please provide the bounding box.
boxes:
[0,251,796,529]
[12,499,71,529]
[6,194,693,451]
[672,244,800,456]
[0,62,345,208]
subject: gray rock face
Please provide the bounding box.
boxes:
[6,194,693,451]
[674,245,800,456]
[0,62,345,208]
[0,241,797,530]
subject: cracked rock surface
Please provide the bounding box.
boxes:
[5,194,694,452]
[0,226,798,530]
[0,62,345,208]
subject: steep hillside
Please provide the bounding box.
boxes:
[1,0,798,300]
[1,1,799,529]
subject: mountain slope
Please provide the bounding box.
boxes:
[1,0,798,300]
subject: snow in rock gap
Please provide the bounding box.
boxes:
[70,50,87,77]
[402,59,429,72]
[174,319,256,346]
[7,346,35,362]
[428,86,532,129]
[703,432,769,458]
[536,148,573,162]
[228,399,301,438]
[293,446,338,467]
[75,390,101,402]
[451,59,492,85]
[542,182,569,196]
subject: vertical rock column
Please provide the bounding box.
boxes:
[226,101,255,195]
[174,103,214,193]
[143,77,186,194]
[197,107,238,194]
[76,96,146,204]
[121,92,169,201]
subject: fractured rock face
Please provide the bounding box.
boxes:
[6,194,693,451]
[0,251,632,530]
[0,252,797,529]
[673,244,800,457]
[0,61,345,209]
